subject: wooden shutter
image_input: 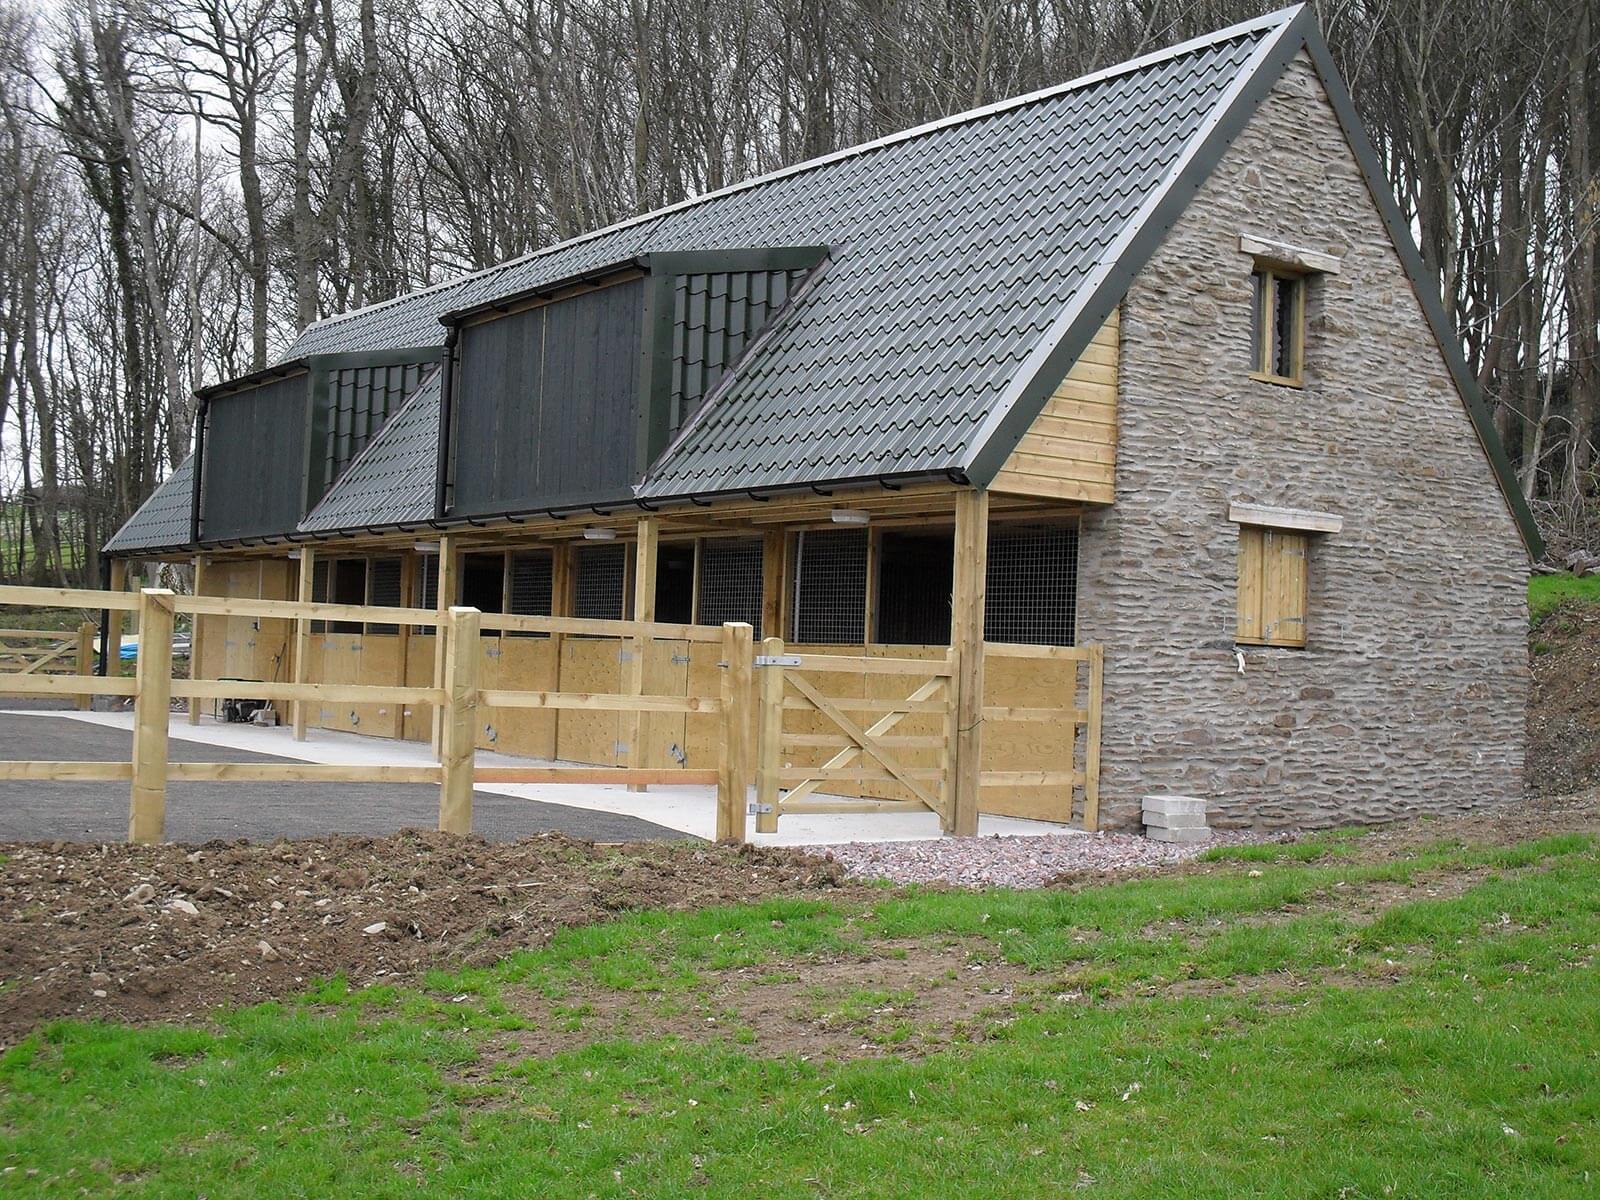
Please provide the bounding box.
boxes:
[1237,527,1308,647]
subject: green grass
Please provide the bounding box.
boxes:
[1529,571,1600,624]
[3,836,1598,1196]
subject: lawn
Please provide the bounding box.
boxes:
[2,828,1596,1197]
[1529,571,1600,624]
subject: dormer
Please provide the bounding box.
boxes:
[190,349,440,542]
[435,246,829,519]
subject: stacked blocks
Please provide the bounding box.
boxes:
[1142,795,1210,843]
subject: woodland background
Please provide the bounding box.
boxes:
[0,0,1594,582]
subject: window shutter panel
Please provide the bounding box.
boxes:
[1236,526,1265,642]
[1261,530,1308,646]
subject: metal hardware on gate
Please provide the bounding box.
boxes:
[485,645,502,659]
[617,648,634,663]
[671,653,690,665]
[747,802,774,815]
[755,655,801,667]
[613,741,629,755]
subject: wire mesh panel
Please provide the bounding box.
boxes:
[366,557,403,634]
[508,550,554,635]
[984,522,1079,646]
[573,544,627,620]
[790,529,867,644]
[696,536,764,635]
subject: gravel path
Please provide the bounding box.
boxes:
[803,828,1276,888]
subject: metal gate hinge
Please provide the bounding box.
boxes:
[755,655,801,667]
[747,802,774,815]
[613,740,629,755]
[618,649,634,663]
[671,653,690,665]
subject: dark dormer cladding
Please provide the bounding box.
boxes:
[434,246,829,521]
[191,347,440,543]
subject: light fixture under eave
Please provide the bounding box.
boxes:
[829,508,871,526]
[582,527,617,541]
[412,540,440,554]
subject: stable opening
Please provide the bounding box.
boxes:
[573,544,627,621]
[875,530,953,645]
[790,529,867,644]
[655,543,696,625]
[985,522,1078,646]
[365,557,403,634]
[696,536,764,635]
[329,558,367,633]
[461,553,506,634]
[507,550,553,636]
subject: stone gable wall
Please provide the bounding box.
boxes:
[1075,53,1528,830]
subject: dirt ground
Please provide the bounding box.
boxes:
[0,831,856,1047]
[1528,599,1600,796]
[4,789,1596,1049]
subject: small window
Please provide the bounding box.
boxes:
[1236,526,1307,648]
[1250,268,1305,386]
[985,522,1079,646]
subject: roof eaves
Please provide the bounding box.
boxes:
[962,5,1310,490]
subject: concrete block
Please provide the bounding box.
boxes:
[1143,809,1208,829]
[1142,794,1209,816]
[1145,824,1212,844]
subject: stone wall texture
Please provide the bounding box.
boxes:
[1075,53,1529,831]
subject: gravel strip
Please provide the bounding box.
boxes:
[801,828,1278,888]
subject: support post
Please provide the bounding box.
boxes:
[107,558,128,677]
[625,517,659,790]
[716,621,754,842]
[75,622,94,710]
[129,588,175,844]
[438,605,480,835]
[754,634,785,834]
[187,554,207,724]
[430,535,458,754]
[949,489,989,837]
[761,529,785,639]
[1082,644,1104,831]
[292,547,316,740]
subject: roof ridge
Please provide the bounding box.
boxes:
[286,5,1303,352]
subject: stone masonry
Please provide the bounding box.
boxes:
[1075,52,1530,831]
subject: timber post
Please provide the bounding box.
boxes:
[949,489,989,836]
[430,534,457,754]
[106,558,128,677]
[188,554,207,724]
[128,588,175,844]
[438,604,481,835]
[716,621,754,842]
[754,634,785,834]
[1083,644,1104,831]
[625,516,659,791]
[292,546,315,740]
[75,622,94,710]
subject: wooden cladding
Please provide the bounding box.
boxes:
[991,306,1119,504]
[1236,525,1308,648]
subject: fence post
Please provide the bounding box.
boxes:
[128,588,175,844]
[438,605,480,835]
[754,634,784,834]
[187,554,207,725]
[949,489,989,837]
[75,621,94,711]
[292,546,315,740]
[106,557,127,677]
[1082,644,1104,831]
[716,622,754,842]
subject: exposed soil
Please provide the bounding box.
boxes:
[1528,600,1600,796]
[475,938,1031,1067]
[0,830,856,1048]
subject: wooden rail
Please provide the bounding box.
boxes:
[0,584,756,845]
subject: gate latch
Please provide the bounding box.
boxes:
[754,655,801,667]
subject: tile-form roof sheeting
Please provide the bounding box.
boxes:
[300,370,441,533]
[103,455,195,554]
[281,12,1291,503]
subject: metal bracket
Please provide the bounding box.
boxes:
[613,740,629,756]
[670,653,690,666]
[618,648,634,664]
[747,802,774,815]
[755,655,801,667]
